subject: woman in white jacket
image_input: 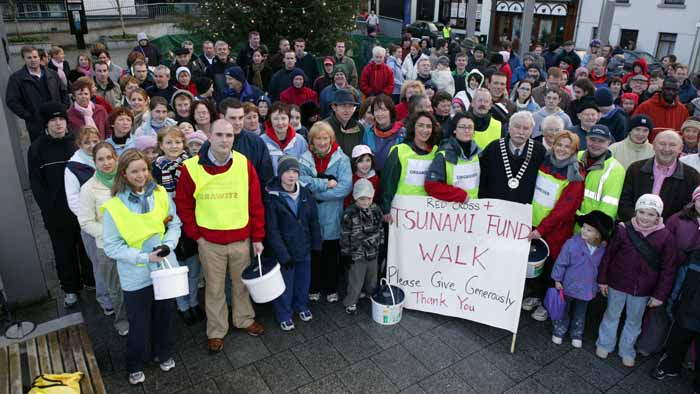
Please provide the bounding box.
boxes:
[77,142,129,335]
[65,126,113,314]
[401,44,428,81]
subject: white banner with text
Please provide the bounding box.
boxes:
[387,196,532,333]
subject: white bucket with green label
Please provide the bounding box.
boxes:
[371,278,406,325]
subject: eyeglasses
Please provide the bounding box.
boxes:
[456,125,474,131]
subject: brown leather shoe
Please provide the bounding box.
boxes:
[245,321,265,337]
[208,338,224,353]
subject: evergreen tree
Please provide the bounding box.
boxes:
[182,0,362,53]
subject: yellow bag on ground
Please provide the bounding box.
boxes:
[28,372,83,394]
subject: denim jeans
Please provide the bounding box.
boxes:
[175,254,202,312]
[272,256,311,323]
[552,296,589,340]
[123,286,174,373]
[596,287,649,359]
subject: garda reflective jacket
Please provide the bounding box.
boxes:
[394,143,437,196]
[473,117,501,150]
[183,150,250,230]
[100,186,169,250]
[577,151,625,221]
[532,170,569,227]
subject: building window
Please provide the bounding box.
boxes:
[591,27,599,40]
[663,0,684,4]
[656,33,677,58]
[619,29,638,50]
[616,0,629,4]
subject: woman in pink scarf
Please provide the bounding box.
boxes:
[47,46,70,87]
[67,79,109,138]
[68,52,93,84]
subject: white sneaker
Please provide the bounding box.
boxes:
[595,346,609,359]
[622,356,635,367]
[159,358,175,372]
[129,371,145,385]
[326,293,339,303]
[64,293,78,308]
[521,297,541,311]
[308,293,321,301]
[551,335,563,345]
[531,306,549,321]
[117,328,129,337]
[571,339,582,348]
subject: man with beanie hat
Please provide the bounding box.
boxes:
[170,47,204,79]
[634,78,689,142]
[595,87,629,142]
[610,114,655,169]
[578,124,626,223]
[567,97,600,149]
[29,102,91,308]
[619,129,700,221]
[280,68,318,106]
[263,155,321,331]
[134,32,162,67]
[223,66,262,103]
[340,178,384,314]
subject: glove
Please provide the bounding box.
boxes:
[153,245,171,257]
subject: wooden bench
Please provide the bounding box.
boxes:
[0,313,105,394]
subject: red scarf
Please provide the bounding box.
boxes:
[312,142,340,174]
[264,122,297,151]
[373,121,403,139]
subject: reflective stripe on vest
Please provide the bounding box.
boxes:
[444,153,480,198]
[183,152,250,230]
[394,143,437,196]
[577,152,624,222]
[100,186,169,250]
[473,118,501,150]
[532,170,568,227]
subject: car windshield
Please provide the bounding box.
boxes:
[427,23,438,32]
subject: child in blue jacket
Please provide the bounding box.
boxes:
[550,210,612,348]
[264,156,322,331]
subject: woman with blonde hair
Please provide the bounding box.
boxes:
[524,131,586,322]
[394,79,426,122]
[128,88,150,130]
[102,148,181,385]
[299,121,352,303]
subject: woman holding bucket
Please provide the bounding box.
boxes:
[102,148,181,386]
[523,131,585,322]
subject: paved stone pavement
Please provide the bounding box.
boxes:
[17,181,697,394]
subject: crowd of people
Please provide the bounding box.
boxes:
[8,28,700,390]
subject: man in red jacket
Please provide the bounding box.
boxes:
[359,46,394,97]
[175,118,266,353]
[634,78,689,142]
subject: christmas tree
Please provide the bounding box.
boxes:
[182,0,362,54]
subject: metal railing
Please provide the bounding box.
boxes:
[1,1,199,21]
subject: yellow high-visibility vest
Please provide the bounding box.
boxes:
[100,186,169,250]
[473,118,501,150]
[394,143,437,196]
[183,151,250,230]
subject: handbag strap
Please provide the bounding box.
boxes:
[625,221,660,271]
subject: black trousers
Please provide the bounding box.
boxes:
[46,216,93,293]
[123,286,174,373]
[525,256,555,300]
[310,240,340,294]
[658,322,700,390]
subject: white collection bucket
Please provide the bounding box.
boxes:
[526,238,550,279]
[241,255,286,303]
[371,278,405,326]
[150,257,189,300]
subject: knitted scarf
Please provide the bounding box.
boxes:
[74,102,96,127]
[311,142,339,174]
[51,59,67,86]
[549,153,584,182]
[630,217,665,237]
[250,63,265,89]
[95,168,116,188]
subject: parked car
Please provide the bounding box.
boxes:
[623,50,663,73]
[406,20,444,40]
